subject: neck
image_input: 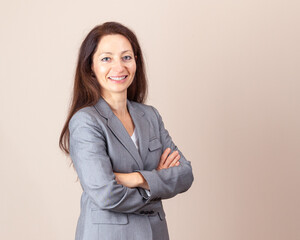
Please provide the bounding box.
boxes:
[101,92,128,117]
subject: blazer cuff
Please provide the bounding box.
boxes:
[135,169,160,201]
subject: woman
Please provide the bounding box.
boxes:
[59,22,194,240]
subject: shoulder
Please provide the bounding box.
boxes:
[130,101,161,118]
[129,101,164,127]
[71,106,99,121]
[69,106,101,131]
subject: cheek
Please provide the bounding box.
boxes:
[96,65,109,78]
[129,62,137,74]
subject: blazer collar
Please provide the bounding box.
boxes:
[93,97,150,170]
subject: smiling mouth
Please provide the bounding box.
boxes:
[108,75,128,81]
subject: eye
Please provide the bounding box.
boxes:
[101,57,111,62]
[122,55,132,61]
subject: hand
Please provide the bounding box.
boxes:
[114,172,150,190]
[156,148,180,171]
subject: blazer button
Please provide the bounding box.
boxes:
[140,211,145,214]
[149,210,154,214]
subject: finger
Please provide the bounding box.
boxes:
[169,154,181,167]
[175,161,180,166]
[163,150,179,168]
[159,148,171,166]
[156,148,171,170]
[164,150,179,166]
[161,148,171,161]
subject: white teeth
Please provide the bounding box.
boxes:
[109,76,127,80]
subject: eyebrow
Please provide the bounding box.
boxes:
[99,50,132,56]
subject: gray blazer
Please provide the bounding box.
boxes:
[69,97,194,240]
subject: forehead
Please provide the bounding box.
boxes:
[95,34,133,54]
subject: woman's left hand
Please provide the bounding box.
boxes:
[114,172,150,190]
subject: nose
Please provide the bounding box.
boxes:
[112,59,125,73]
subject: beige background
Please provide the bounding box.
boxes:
[1,0,299,239]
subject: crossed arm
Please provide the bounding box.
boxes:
[114,147,181,190]
[69,106,193,213]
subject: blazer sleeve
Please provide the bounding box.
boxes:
[136,106,194,202]
[69,110,150,213]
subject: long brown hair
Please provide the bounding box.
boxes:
[59,22,148,157]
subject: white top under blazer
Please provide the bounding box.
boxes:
[131,128,151,196]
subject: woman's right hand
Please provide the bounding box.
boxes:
[156,148,181,170]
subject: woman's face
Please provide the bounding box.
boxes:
[92,34,137,98]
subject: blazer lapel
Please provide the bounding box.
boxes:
[93,97,149,170]
[127,100,150,164]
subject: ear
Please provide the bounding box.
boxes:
[135,55,137,60]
